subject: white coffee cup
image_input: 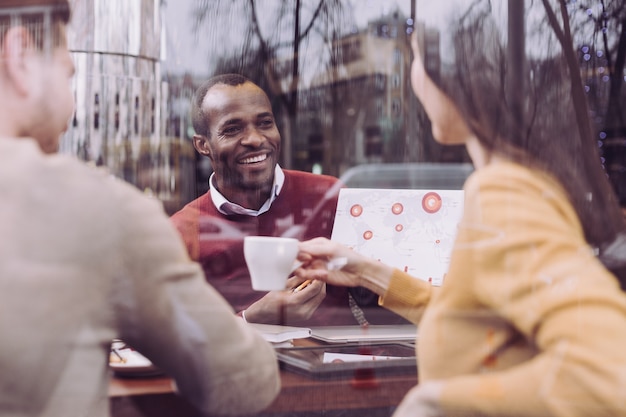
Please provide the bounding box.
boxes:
[243,236,299,291]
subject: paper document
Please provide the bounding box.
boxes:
[247,323,312,343]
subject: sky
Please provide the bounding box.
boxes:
[162,0,413,76]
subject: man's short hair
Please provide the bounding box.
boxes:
[191,73,252,138]
[0,0,71,53]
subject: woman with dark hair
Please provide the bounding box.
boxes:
[295,1,626,415]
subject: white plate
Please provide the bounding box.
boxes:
[109,342,162,377]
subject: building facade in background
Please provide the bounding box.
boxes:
[268,8,469,177]
[59,1,622,213]
[62,0,195,214]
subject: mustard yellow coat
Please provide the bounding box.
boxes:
[381,161,626,416]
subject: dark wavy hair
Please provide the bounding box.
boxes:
[417,0,626,284]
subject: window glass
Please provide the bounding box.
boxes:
[61,0,626,214]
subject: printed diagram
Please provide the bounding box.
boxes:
[331,188,464,286]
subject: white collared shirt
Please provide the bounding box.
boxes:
[209,165,285,217]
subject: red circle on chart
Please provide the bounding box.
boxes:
[395,224,403,232]
[350,204,363,217]
[422,192,442,214]
[391,202,404,215]
[363,230,373,240]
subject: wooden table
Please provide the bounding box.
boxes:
[109,340,418,417]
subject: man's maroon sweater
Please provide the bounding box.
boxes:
[171,169,357,326]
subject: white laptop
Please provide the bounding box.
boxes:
[314,188,464,343]
[309,324,418,344]
[331,188,464,286]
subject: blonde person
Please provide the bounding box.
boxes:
[295,1,626,416]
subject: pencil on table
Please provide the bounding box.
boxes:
[111,348,127,363]
[292,280,312,293]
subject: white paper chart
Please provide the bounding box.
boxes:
[331,188,464,286]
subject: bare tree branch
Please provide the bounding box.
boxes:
[299,0,326,41]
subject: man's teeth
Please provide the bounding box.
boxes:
[240,154,267,164]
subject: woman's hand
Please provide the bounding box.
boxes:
[243,276,326,324]
[294,237,365,287]
[295,237,394,295]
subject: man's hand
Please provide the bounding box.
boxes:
[243,276,326,324]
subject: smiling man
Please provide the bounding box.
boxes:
[195,78,281,210]
[171,74,357,326]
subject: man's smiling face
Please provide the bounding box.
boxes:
[201,82,281,206]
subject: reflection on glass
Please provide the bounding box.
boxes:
[60,0,625,218]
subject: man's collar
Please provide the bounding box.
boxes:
[209,165,285,217]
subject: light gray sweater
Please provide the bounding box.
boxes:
[0,138,280,417]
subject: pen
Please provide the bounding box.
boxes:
[290,257,347,293]
[292,279,312,293]
[111,348,127,363]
